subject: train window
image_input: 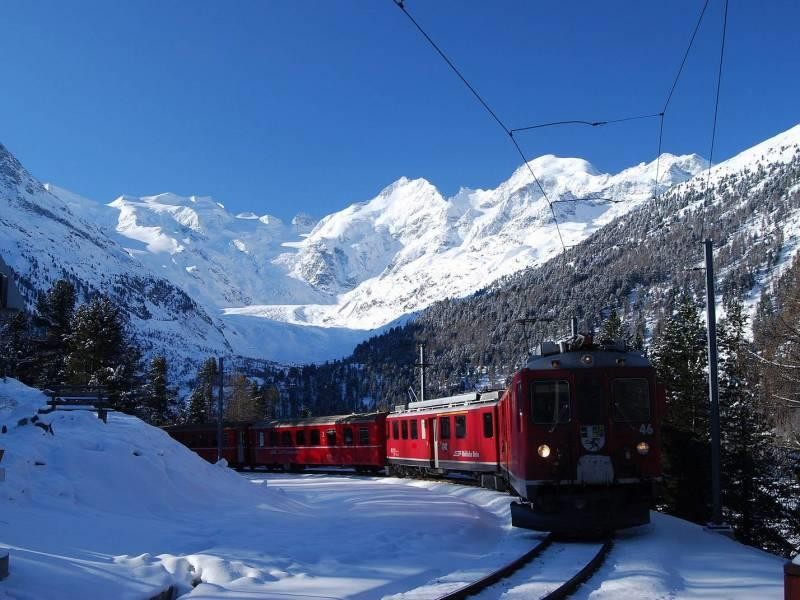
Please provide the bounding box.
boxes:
[344,427,354,445]
[483,413,493,438]
[269,430,278,446]
[410,420,418,440]
[531,380,571,425]
[311,429,320,445]
[393,421,400,440]
[359,427,369,444]
[612,378,651,422]
[401,421,408,439]
[281,431,292,446]
[455,415,467,439]
[578,375,605,423]
[440,416,451,439]
[326,430,336,445]
[296,430,306,445]
[258,432,265,447]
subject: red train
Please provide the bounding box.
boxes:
[166,335,664,535]
[165,413,387,472]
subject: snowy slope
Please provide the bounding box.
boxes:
[0,378,783,599]
[0,145,233,380]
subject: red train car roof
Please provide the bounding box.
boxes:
[390,390,502,416]
[252,412,386,428]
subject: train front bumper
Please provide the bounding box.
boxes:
[510,483,652,534]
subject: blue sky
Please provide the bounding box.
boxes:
[2,1,798,222]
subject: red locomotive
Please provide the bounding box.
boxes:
[502,335,664,533]
[165,335,663,535]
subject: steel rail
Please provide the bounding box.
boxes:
[541,537,613,600]
[434,533,554,600]
[435,534,613,600]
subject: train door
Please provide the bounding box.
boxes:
[426,416,439,469]
[237,430,246,465]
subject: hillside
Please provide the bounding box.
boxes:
[284,124,800,407]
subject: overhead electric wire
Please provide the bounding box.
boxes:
[704,0,729,199]
[653,0,711,197]
[510,112,663,135]
[391,0,719,258]
[391,0,567,255]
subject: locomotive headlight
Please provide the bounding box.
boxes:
[537,444,551,458]
[636,441,650,456]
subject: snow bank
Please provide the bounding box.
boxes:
[0,378,295,599]
[0,378,785,599]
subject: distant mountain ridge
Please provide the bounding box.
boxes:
[44,151,703,347]
[3,124,798,374]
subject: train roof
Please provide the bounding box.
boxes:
[392,390,502,415]
[163,421,252,431]
[525,336,652,370]
[252,412,386,428]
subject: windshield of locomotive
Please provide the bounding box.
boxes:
[531,380,570,424]
[611,378,651,422]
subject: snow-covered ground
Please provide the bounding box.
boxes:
[0,379,784,599]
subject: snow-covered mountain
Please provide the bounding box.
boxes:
[38,151,704,357]
[0,145,233,379]
[5,123,798,370]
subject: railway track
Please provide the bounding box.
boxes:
[243,471,614,598]
[436,534,613,600]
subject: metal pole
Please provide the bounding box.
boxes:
[419,344,426,403]
[217,356,224,463]
[704,240,722,526]
[571,317,578,337]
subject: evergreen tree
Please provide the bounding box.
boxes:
[598,309,623,343]
[32,279,76,387]
[225,372,257,421]
[144,355,176,425]
[250,380,266,420]
[719,296,792,555]
[650,292,709,436]
[0,311,31,380]
[63,295,140,411]
[650,290,711,523]
[187,358,218,423]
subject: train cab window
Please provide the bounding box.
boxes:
[455,415,467,439]
[401,421,409,439]
[578,375,605,423]
[410,420,418,440]
[344,427,354,445]
[439,416,451,439]
[258,432,265,447]
[393,421,400,440]
[531,380,571,425]
[269,430,278,447]
[311,429,320,445]
[483,412,494,438]
[296,430,306,446]
[281,431,292,446]
[359,427,369,444]
[326,430,336,445]
[612,378,651,422]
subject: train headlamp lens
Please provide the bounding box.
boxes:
[636,441,650,455]
[537,444,551,458]
[581,354,593,365]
